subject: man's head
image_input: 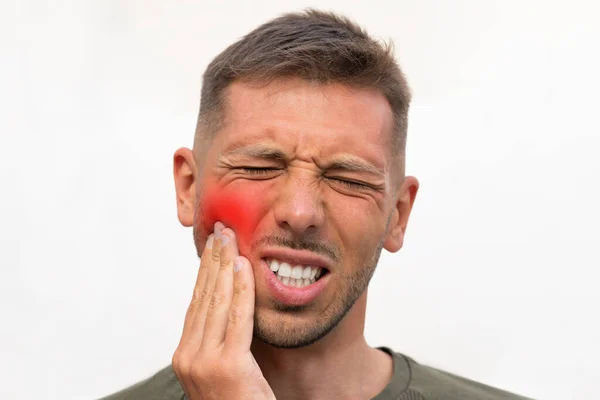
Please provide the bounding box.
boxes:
[194,9,411,172]
[174,10,418,348]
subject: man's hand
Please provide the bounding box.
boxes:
[172,222,276,400]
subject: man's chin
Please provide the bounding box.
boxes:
[253,324,330,349]
[252,307,346,349]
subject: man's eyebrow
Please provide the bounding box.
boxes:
[222,145,384,176]
[222,144,288,160]
[326,156,385,176]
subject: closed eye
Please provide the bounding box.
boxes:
[328,177,371,190]
[239,167,281,175]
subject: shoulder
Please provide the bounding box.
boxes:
[399,353,533,400]
[99,365,184,400]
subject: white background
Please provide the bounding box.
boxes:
[2,1,599,399]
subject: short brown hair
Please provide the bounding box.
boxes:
[195,9,411,154]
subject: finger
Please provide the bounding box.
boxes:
[178,233,214,346]
[202,227,239,348]
[224,256,256,353]
[185,222,226,347]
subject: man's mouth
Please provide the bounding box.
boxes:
[266,258,328,288]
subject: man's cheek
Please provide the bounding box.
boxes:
[200,188,264,247]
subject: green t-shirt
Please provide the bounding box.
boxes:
[100,348,533,400]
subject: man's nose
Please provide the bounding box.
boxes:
[273,176,325,236]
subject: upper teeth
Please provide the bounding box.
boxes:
[267,259,323,287]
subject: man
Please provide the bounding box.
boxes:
[102,9,531,400]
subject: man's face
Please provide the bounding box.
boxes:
[187,78,414,348]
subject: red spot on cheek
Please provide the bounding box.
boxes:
[201,188,262,245]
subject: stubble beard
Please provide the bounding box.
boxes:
[253,239,384,349]
[192,208,389,349]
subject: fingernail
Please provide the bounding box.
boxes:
[233,258,243,272]
[220,234,230,246]
[214,224,222,240]
[205,234,214,249]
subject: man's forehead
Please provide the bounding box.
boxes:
[221,79,394,147]
[226,78,392,113]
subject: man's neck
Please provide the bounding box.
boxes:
[251,295,393,400]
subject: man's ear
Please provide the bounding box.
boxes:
[383,175,419,253]
[173,148,198,227]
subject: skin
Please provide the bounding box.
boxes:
[172,78,419,399]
